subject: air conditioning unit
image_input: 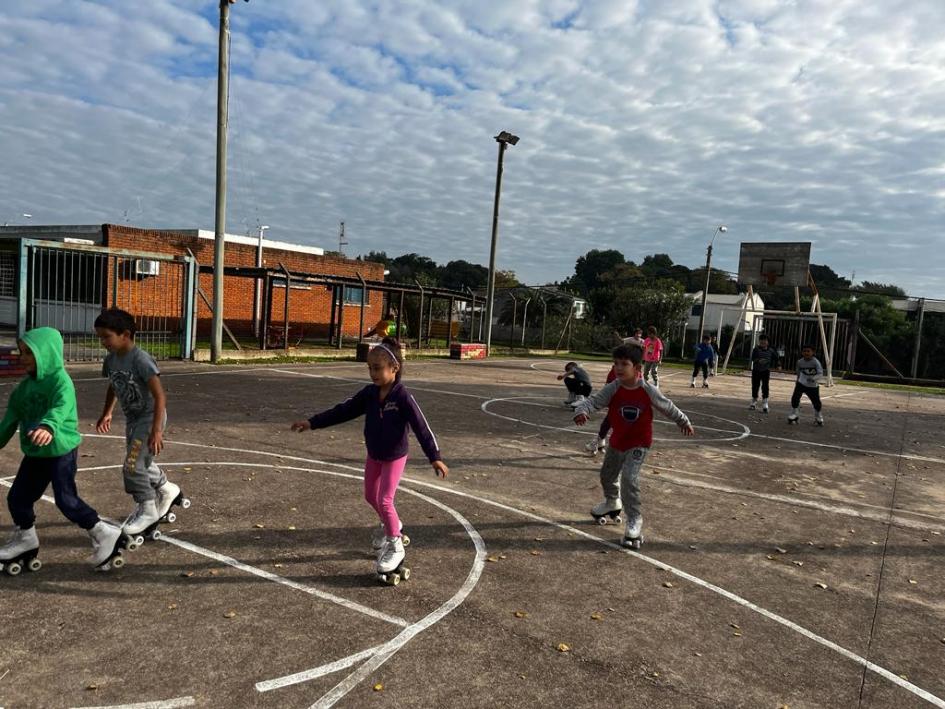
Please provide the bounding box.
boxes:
[135,259,160,276]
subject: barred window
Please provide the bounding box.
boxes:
[0,252,16,297]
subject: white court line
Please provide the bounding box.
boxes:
[185,363,943,465]
[71,698,196,709]
[161,537,408,628]
[266,368,490,400]
[0,470,408,629]
[481,395,751,443]
[822,391,863,400]
[105,437,943,707]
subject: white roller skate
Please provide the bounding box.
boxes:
[563,392,576,407]
[584,437,606,455]
[569,394,586,409]
[591,497,622,525]
[622,514,643,550]
[123,499,161,547]
[749,399,757,410]
[762,399,769,414]
[372,524,410,555]
[815,412,824,427]
[89,520,125,570]
[787,408,799,425]
[156,481,191,524]
[376,536,409,586]
[0,526,41,576]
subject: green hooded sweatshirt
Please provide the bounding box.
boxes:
[0,327,83,457]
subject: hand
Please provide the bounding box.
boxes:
[556,374,565,380]
[291,420,312,432]
[432,460,449,478]
[149,428,164,455]
[28,427,53,446]
[96,414,112,434]
[573,413,589,426]
[680,423,695,437]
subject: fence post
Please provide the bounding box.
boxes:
[911,298,925,380]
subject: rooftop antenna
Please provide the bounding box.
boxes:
[338,221,348,255]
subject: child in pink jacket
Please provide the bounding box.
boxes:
[642,326,663,387]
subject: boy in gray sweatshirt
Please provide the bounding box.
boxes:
[788,344,824,426]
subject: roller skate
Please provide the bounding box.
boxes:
[156,481,191,525]
[762,399,769,414]
[591,497,622,525]
[701,380,709,389]
[621,514,643,550]
[0,526,42,576]
[689,381,696,388]
[375,536,409,586]
[749,399,757,411]
[584,437,606,456]
[371,524,410,555]
[787,408,799,425]
[123,499,161,547]
[815,412,824,427]
[563,392,576,407]
[89,520,126,571]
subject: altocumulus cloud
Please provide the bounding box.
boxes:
[1,0,944,296]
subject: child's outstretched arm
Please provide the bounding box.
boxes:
[403,393,447,477]
[291,387,368,432]
[645,383,695,436]
[573,380,618,426]
[96,384,117,433]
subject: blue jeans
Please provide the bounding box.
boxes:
[7,448,99,530]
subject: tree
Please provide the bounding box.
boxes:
[859,281,906,297]
[387,253,439,285]
[567,249,626,296]
[361,250,388,265]
[438,260,488,292]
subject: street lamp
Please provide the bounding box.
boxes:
[696,225,728,343]
[484,130,519,355]
[252,225,269,338]
[2,213,31,227]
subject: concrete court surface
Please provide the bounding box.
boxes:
[0,356,943,708]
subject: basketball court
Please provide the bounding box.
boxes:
[1,356,943,708]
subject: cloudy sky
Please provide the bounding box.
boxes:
[2,1,944,296]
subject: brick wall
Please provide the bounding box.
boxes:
[103,225,384,340]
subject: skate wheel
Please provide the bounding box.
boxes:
[181,498,192,509]
[401,534,410,547]
[27,558,42,572]
[401,567,410,581]
[595,517,607,526]
[111,555,125,569]
[7,562,22,576]
[389,573,401,586]
[165,512,177,523]
[613,515,623,525]
[134,535,145,547]
[149,530,162,541]
[125,539,139,552]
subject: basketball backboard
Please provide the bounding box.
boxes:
[737,242,811,288]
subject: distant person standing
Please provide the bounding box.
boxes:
[642,326,663,387]
[748,334,777,413]
[690,335,714,388]
[709,335,720,376]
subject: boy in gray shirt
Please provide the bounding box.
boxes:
[94,309,187,537]
[788,344,825,426]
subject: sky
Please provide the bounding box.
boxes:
[2,0,944,297]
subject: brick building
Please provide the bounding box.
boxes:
[0,224,386,343]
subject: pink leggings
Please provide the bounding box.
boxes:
[364,455,408,536]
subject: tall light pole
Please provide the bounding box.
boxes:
[484,130,519,355]
[253,224,269,338]
[697,225,728,343]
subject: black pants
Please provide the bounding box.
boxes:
[790,383,822,411]
[565,378,592,396]
[692,361,708,379]
[751,370,771,399]
[7,449,99,530]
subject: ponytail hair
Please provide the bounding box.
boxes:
[379,337,405,380]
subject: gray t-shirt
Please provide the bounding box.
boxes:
[796,356,823,388]
[103,346,160,422]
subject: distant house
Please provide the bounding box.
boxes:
[685,291,765,334]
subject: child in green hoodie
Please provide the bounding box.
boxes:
[0,327,124,573]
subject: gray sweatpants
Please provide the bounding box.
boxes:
[123,414,167,502]
[643,361,660,386]
[599,446,649,520]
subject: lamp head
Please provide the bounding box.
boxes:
[718,225,728,233]
[495,131,520,146]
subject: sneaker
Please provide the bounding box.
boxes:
[788,410,799,424]
[689,382,696,388]
[762,400,769,413]
[584,438,600,453]
[123,500,160,535]
[569,394,586,408]
[749,399,757,410]
[815,413,824,426]
[377,536,405,574]
[88,520,121,567]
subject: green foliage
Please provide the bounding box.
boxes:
[858,281,906,297]
[566,249,626,296]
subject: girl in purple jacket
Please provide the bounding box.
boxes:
[291,338,448,579]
